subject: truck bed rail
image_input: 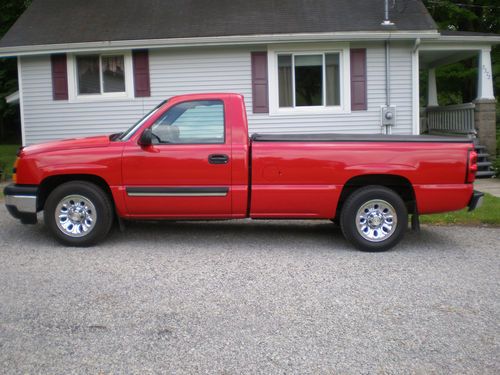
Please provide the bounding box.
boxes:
[251,133,473,143]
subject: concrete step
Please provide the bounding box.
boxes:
[476,170,496,178]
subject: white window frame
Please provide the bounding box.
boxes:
[268,43,351,115]
[67,51,134,102]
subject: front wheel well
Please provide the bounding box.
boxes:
[335,174,416,219]
[37,174,113,211]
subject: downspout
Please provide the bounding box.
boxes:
[381,0,395,135]
[384,38,391,134]
[413,38,421,136]
[413,38,421,52]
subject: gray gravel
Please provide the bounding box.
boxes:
[0,205,499,374]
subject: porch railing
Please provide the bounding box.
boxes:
[426,103,476,137]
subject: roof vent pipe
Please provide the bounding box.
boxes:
[381,0,395,26]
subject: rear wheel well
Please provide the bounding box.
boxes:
[336,175,416,219]
[37,174,113,211]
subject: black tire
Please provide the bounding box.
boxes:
[43,181,113,247]
[340,185,407,252]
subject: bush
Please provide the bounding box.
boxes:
[0,145,19,181]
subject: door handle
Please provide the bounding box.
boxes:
[208,154,229,164]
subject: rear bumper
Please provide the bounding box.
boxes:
[3,184,38,224]
[468,190,484,211]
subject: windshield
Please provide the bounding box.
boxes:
[118,100,168,141]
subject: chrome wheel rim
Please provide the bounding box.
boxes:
[356,199,397,242]
[55,195,97,238]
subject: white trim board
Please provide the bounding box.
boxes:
[17,58,26,146]
[0,30,441,57]
[66,51,135,102]
[5,90,19,104]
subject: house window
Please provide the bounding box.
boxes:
[68,52,133,100]
[76,55,126,95]
[268,44,351,115]
[278,53,341,108]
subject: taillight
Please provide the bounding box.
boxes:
[466,149,477,183]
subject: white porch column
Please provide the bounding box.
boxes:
[477,48,495,100]
[427,68,439,106]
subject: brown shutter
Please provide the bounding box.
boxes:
[51,54,68,100]
[251,52,269,113]
[350,49,367,111]
[132,50,151,97]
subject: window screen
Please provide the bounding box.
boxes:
[76,54,126,95]
[295,55,323,106]
[102,56,125,93]
[76,55,100,94]
[277,52,341,108]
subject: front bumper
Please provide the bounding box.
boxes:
[468,190,484,211]
[4,184,38,224]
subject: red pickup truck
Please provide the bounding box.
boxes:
[4,93,483,251]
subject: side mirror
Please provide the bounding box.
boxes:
[139,128,153,146]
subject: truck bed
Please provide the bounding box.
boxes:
[249,134,475,218]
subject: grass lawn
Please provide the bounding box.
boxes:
[0,144,19,182]
[420,193,500,226]
[495,128,500,177]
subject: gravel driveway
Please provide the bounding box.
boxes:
[0,205,498,374]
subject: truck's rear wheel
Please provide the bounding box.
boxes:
[44,181,113,246]
[340,186,407,252]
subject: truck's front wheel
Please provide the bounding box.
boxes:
[340,186,407,252]
[44,181,113,246]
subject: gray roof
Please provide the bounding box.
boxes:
[0,0,437,48]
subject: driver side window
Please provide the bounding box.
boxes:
[151,100,225,144]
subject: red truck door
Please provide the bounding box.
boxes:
[121,99,232,217]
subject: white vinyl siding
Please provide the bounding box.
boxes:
[19,43,414,145]
[20,55,144,144]
[253,43,413,135]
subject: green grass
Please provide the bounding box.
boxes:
[420,193,500,226]
[495,128,500,177]
[0,144,19,182]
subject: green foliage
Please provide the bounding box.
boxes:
[421,1,500,177]
[421,1,500,106]
[424,0,499,32]
[422,1,500,173]
[0,1,32,36]
[0,0,32,144]
[420,193,500,226]
[0,144,19,181]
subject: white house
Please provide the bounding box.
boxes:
[0,0,499,173]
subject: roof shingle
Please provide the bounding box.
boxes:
[0,0,437,48]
